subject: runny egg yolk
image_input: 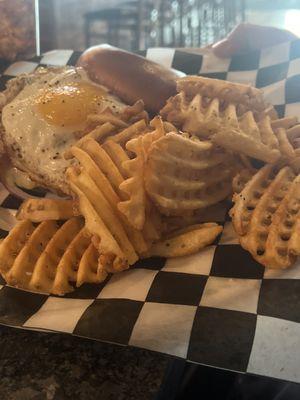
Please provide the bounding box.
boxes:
[36,82,107,127]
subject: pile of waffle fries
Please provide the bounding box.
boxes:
[2,76,300,295]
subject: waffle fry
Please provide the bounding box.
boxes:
[30,218,85,292]
[64,100,148,158]
[288,156,300,174]
[65,119,148,161]
[108,119,148,147]
[84,136,162,242]
[231,164,283,236]
[8,75,300,292]
[143,223,222,258]
[176,76,266,111]
[287,124,300,142]
[16,198,80,222]
[161,77,266,135]
[117,135,146,230]
[64,122,115,159]
[121,99,149,124]
[266,116,300,159]
[67,167,139,267]
[232,169,256,194]
[0,219,35,277]
[117,117,167,230]
[70,143,154,250]
[77,243,107,287]
[231,164,300,268]
[160,77,300,163]
[87,100,148,128]
[271,116,298,130]
[66,138,161,272]
[285,123,300,154]
[162,88,281,162]
[6,220,60,288]
[161,91,221,138]
[103,140,130,178]
[0,217,105,294]
[87,113,128,128]
[263,104,278,120]
[144,132,237,215]
[275,127,296,159]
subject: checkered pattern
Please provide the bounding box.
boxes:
[1,44,300,383]
[144,42,300,119]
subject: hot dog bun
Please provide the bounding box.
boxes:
[76,45,181,114]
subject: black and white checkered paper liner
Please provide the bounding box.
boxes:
[1,43,300,383]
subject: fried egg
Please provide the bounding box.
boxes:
[1,67,126,193]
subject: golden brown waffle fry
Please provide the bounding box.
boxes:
[50,228,93,294]
[287,124,300,142]
[77,243,107,288]
[285,123,300,154]
[86,100,148,129]
[271,116,298,130]
[176,76,266,111]
[70,144,151,253]
[65,120,151,241]
[161,89,280,162]
[117,117,167,230]
[117,135,146,230]
[231,164,281,236]
[263,175,300,268]
[275,127,296,159]
[65,119,147,161]
[64,122,115,159]
[231,164,300,269]
[257,116,280,151]
[160,77,300,163]
[30,218,85,293]
[143,223,222,258]
[288,156,300,174]
[108,119,148,147]
[161,91,219,138]
[80,139,124,193]
[67,167,139,267]
[163,121,178,133]
[263,105,278,120]
[0,219,35,277]
[232,169,257,194]
[238,154,253,171]
[144,132,237,215]
[5,220,60,287]
[0,217,105,294]
[87,113,128,128]
[103,140,130,178]
[67,138,161,272]
[16,198,80,222]
[121,100,149,124]
[84,135,162,241]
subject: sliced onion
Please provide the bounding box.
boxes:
[0,163,40,200]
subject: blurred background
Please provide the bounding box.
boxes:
[39,0,300,52]
[1,0,300,61]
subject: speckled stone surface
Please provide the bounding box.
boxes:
[0,326,169,400]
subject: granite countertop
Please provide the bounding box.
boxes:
[0,326,168,400]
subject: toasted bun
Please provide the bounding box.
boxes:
[76,45,181,114]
